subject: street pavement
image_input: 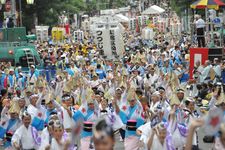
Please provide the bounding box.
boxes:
[0,127,213,150]
[113,127,213,150]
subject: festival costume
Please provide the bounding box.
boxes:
[27,94,46,131]
[0,106,22,148]
[11,124,41,149]
[73,88,98,150]
[119,104,144,150]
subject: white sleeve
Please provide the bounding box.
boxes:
[1,106,9,121]
[39,130,50,150]
[52,100,63,112]
[209,96,216,109]
[36,93,43,108]
[11,128,22,147]
[202,67,210,80]
[27,106,36,119]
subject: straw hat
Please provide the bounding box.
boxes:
[9,100,20,114]
[216,93,225,105]
[4,69,9,75]
[104,91,113,101]
[86,88,95,104]
[127,88,138,101]
[170,92,180,106]
[2,98,10,107]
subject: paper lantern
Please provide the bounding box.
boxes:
[27,0,34,4]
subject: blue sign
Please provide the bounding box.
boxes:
[213,17,221,24]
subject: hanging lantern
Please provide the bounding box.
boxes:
[1,0,6,4]
[26,0,34,4]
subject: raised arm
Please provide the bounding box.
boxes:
[147,128,156,150]
[185,119,204,150]
[1,106,10,120]
[209,88,219,109]
[35,93,43,108]
[52,100,63,112]
[112,98,120,114]
[11,128,22,150]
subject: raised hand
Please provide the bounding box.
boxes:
[190,118,205,129]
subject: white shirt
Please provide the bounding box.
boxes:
[11,125,37,149]
[29,73,37,84]
[89,80,100,88]
[27,104,46,121]
[138,122,152,146]
[100,108,124,131]
[149,101,160,115]
[196,18,205,28]
[50,132,70,150]
[50,137,67,150]
[151,135,167,150]
[201,65,211,82]
[213,64,221,77]
[39,127,51,150]
[144,73,158,87]
[130,75,143,89]
[0,107,22,132]
[61,106,75,129]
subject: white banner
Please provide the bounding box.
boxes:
[142,28,155,40]
[142,16,148,26]
[95,27,112,58]
[73,30,84,42]
[73,14,78,28]
[129,18,136,30]
[138,16,143,26]
[36,26,49,42]
[109,25,124,58]
[94,23,124,59]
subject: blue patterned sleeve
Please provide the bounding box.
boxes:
[118,111,127,124]
[73,110,84,122]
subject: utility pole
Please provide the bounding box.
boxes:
[11,0,16,26]
[19,0,22,26]
[97,0,100,15]
[109,0,113,9]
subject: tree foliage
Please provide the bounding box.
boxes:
[22,0,85,30]
[22,0,126,29]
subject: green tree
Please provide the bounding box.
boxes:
[22,0,127,29]
[22,0,85,30]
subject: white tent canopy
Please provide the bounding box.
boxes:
[114,14,129,22]
[142,5,165,15]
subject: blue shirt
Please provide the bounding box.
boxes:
[180,73,189,83]
[96,69,106,79]
[66,68,75,76]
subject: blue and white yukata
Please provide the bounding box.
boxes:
[73,108,98,150]
[27,95,46,131]
[0,107,22,148]
[118,104,145,150]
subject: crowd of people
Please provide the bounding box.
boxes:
[0,19,225,150]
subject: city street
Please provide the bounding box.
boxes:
[0,0,225,150]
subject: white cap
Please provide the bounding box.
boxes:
[30,65,35,69]
[152,91,160,98]
[29,94,39,100]
[186,97,194,103]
